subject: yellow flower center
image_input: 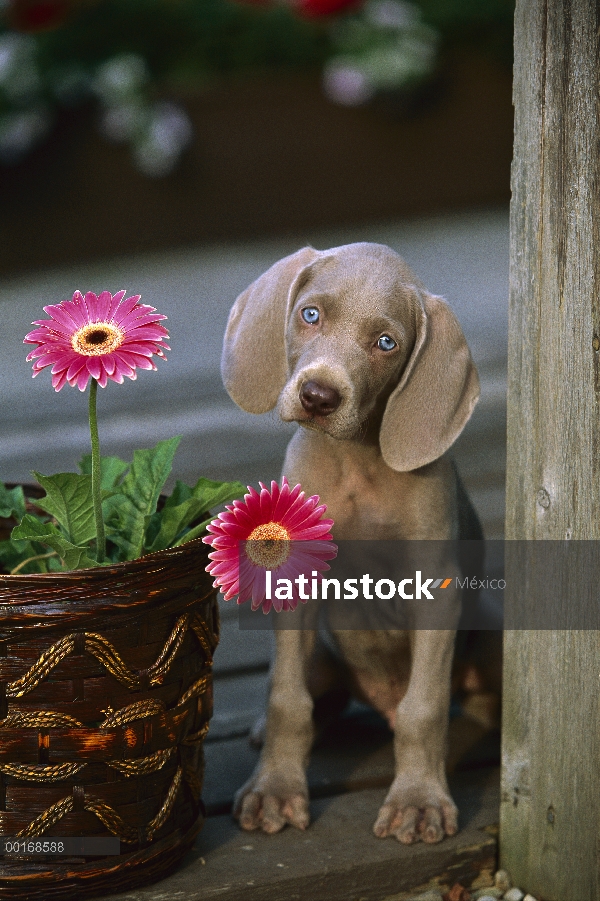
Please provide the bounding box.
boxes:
[71,322,125,357]
[246,522,291,568]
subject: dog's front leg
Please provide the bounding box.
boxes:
[234,628,316,833]
[374,627,458,844]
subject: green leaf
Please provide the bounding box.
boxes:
[0,538,51,574]
[175,477,246,513]
[32,471,96,547]
[0,483,26,521]
[78,453,130,491]
[103,437,181,561]
[173,515,215,547]
[146,477,245,553]
[11,516,100,570]
[146,497,210,553]
[160,479,195,509]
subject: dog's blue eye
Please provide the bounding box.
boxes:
[301,307,320,324]
[377,335,396,351]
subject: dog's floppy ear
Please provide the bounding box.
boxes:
[380,292,479,472]
[221,247,319,413]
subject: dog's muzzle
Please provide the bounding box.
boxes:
[299,380,341,416]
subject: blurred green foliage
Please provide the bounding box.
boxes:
[32,0,331,85]
[0,0,514,171]
[418,0,515,65]
[27,0,514,86]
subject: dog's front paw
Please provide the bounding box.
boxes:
[234,768,310,834]
[373,776,458,844]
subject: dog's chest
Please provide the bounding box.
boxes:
[313,479,402,541]
[284,430,452,540]
[329,629,412,727]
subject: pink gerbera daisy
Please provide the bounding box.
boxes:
[24,290,170,391]
[203,478,336,614]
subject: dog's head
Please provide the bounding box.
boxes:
[221,243,479,472]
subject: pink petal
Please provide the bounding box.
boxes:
[86,357,102,379]
[105,290,127,320]
[82,291,99,320]
[230,507,256,531]
[42,302,82,332]
[33,350,73,368]
[93,290,113,322]
[114,351,156,370]
[25,325,70,344]
[119,311,168,329]
[112,356,136,379]
[51,370,68,391]
[102,354,117,376]
[60,296,89,327]
[31,359,51,373]
[118,341,160,357]
[112,294,142,323]
[216,520,254,539]
[76,368,91,391]
[259,485,276,521]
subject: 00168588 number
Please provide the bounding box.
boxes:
[2,840,66,854]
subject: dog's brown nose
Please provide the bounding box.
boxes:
[300,380,341,415]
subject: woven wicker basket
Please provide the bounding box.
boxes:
[0,531,218,900]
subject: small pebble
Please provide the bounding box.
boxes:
[523,895,537,901]
[473,896,498,901]
[504,890,524,901]
[444,885,470,901]
[473,890,502,900]
[410,893,444,901]
[494,870,512,892]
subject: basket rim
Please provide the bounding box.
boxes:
[0,534,209,583]
[0,537,216,628]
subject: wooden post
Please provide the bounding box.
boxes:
[502,0,600,896]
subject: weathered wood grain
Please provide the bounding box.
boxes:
[503,0,600,896]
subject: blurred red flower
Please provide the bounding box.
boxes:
[6,0,74,32]
[236,0,362,18]
[295,0,362,17]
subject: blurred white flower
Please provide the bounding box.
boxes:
[361,36,436,88]
[0,33,40,103]
[0,36,18,83]
[365,0,418,29]
[132,101,193,177]
[0,106,51,163]
[323,0,439,106]
[92,54,148,106]
[323,62,374,106]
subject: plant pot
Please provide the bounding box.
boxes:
[0,535,219,900]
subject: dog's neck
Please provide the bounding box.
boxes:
[300,423,387,473]
[355,391,391,447]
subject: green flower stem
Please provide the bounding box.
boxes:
[89,378,106,563]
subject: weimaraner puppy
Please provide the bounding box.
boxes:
[221,242,481,844]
